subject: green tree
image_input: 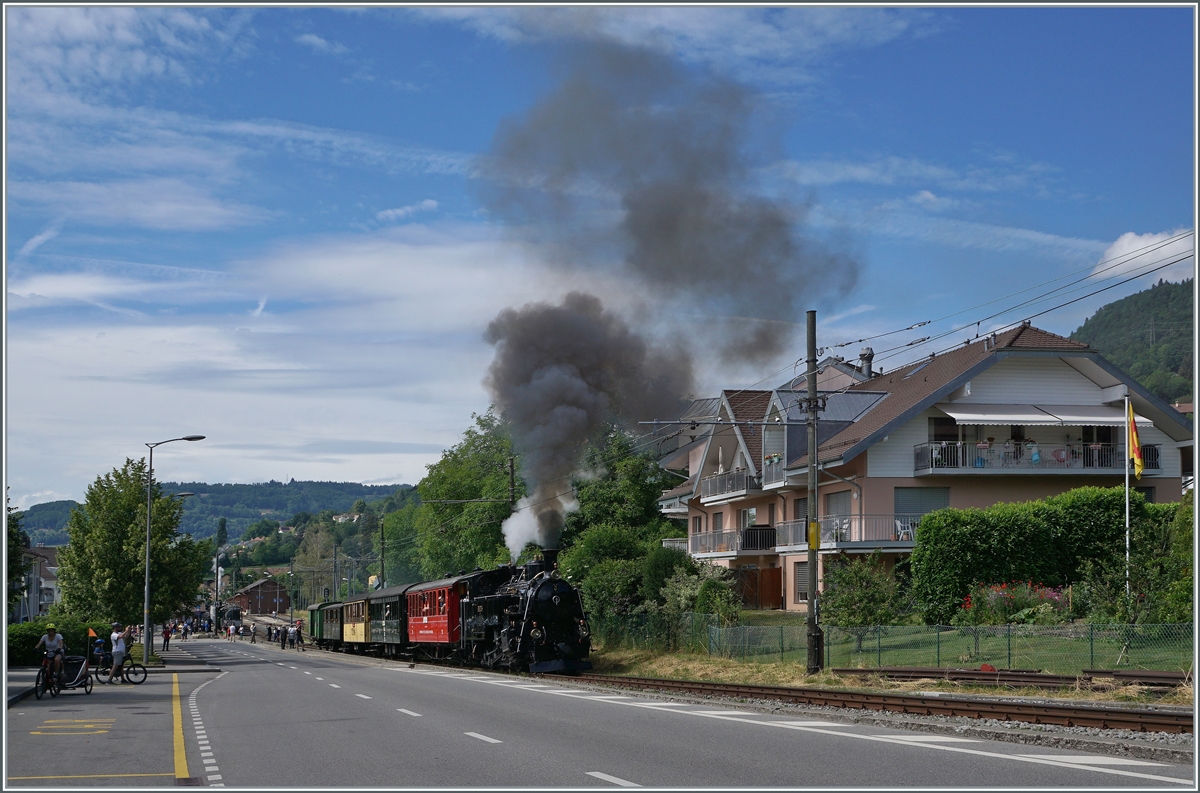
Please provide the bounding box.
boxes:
[413,411,519,578]
[821,551,906,651]
[563,432,684,549]
[639,545,694,607]
[579,558,644,621]
[215,517,227,547]
[57,458,211,624]
[381,504,424,586]
[7,490,31,612]
[558,523,645,585]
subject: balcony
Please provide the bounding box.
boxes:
[775,514,925,549]
[699,469,761,502]
[661,537,688,552]
[689,527,778,557]
[762,458,785,486]
[913,442,1161,474]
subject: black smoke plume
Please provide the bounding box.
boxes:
[478,42,859,362]
[484,292,691,557]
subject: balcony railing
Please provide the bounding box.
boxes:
[776,514,925,547]
[700,469,761,499]
[913,442,1161,473]
[661,537,688,552]
[688,527,778,555]
[762,458,785,486]
[690,530,740,555]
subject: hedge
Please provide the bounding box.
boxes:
[7,616,115,667]
[910,487,1157,624]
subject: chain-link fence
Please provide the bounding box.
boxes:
[593,614,1193,674]
[825,623,1194,675]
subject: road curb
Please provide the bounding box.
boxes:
[7,686,36,708]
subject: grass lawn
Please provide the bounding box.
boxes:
[589,645,1193,707]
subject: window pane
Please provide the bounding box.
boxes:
[713,512,724,531]
[794,561,808,602]
[825,490,852,516]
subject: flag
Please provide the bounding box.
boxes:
[1128,400,1143,480]
[87,628,97,638]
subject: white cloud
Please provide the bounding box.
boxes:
[776,153,1057,195]
[376,199,439,222]
[1094,229,1195,285]
[410,7,936,84]
[907,190,959,212]
[295,33,347,54]
[17,226,61,257]
[9,178,272,230]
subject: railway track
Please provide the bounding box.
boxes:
[832,666,1193,689]
[572,673,1194,734]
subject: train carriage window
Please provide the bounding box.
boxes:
[438,591,446,614]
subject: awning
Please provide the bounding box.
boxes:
[936,404,1152,427]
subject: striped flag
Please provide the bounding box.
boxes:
[1128,400,1143,480]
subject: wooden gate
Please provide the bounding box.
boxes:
[733,568,783,610]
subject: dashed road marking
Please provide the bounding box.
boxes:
[873,734,980,743]
[465,732,501,744]
[586,771,639,787]
[356,694,372,699]
[398,709,421,717]
[304,672,312,675]
[329,684,340,688]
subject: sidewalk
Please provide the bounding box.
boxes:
[7,668,39,708]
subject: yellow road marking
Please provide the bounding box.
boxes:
[29,730,109,735]
[43,719,116,723]
[31,716,115,735]
[8,773,174,780]
[172,673,189,779]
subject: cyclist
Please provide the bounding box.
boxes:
[108,622,132,684]
[33,623,66,683]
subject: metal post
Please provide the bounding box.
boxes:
[936,625,940,667]
[1007,622,1012,669]
[379,515,385,590]
[1089,623,1095,669]
[876,625,882,667]
[805,310,824,673]
[1124,395,1131,598]
[143,445,154,664]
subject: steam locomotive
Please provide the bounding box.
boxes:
[307,550,592,673]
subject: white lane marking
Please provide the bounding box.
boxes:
[398,709,422,717]
[356,694,372,699]
[513,684,549,689]
[329,684,341,688]
[1019,755,1166,766]
[585,696,632,701]
[872,735,980,743]
[586,771,639,787]
[289,666,297,669]
[465,732,502,744]
[201,753,213,758]
[315,677,324,681]
[207,775,222,781]
[304,672,312,675]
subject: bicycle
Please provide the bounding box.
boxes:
[93,650,148,685]
[34,651,62,700]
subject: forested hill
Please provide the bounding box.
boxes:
[17,480,412,546]
[1071,278,1193,405]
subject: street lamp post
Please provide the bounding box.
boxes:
[143,435,204,664]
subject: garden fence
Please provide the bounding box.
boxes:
[592,615,1193,675]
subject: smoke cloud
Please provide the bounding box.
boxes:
[478,42,859,362]
[484,292,691,556]
[479,41,859,555]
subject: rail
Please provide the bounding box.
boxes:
[700,469,761,498]
[776,515,924,546]
[571,674,1192,734]
[914,442,1161,473]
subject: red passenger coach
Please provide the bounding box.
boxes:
[406,578,462,644]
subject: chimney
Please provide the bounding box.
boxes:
[860,346,874,378]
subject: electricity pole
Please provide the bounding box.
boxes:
[805,310,825,674]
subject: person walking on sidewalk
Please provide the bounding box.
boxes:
[161,624,171,652]
[249,623,257,644]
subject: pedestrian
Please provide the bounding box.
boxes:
[297,622,306,652]
[108,623,132,684]
[250,623,257,644]
[280,626,287,650]
[162,624,171,651]
[287,624,296,649]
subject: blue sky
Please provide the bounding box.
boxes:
[4,6,1195,508]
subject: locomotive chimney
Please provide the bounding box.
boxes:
[541,548,559,571]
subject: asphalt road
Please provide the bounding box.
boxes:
[8,638,1195,788]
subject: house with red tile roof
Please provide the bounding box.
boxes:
[657,323,1194,611]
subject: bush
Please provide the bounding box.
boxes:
[8,616,114,667]
[951,581,1068,625]
[693,579,741,626]
[558,523,645,585]
[579,558,644,621]
[910,487,1154,624]
[639,545,695,606]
